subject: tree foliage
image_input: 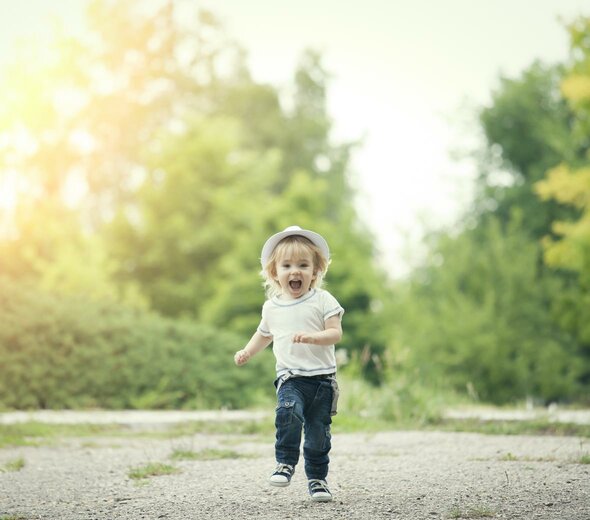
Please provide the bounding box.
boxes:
[476,61,579,239]
[390,216,581,403]
[0,0,387,389]
[536,165,590,279]
[532,16,590,376]
[0,277,273,409]
[383,16,590,405]
[535,16,590,286]
[3,2,590,409]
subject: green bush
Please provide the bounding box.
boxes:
[338,364,455,426]
[0,277,275,410]
[386,216,584,405]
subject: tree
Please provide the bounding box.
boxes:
[533,16,590,387]
[0,0,241,288]
[107,48,389,381]
[106,116,280,318]
[476,61,580,240]
[383,19,590,404]
[536,165,590,279]
[390,215,581,403]
[0,0,394,385]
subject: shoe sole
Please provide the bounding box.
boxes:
[269,480,291,487]
[310,494,332,502]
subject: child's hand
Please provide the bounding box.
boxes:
[293,332,319,344]
[234,349,251,366]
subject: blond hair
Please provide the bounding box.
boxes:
[261,235,330,298]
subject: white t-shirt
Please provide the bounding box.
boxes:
[257,288,344,377]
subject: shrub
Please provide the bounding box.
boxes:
[0,277,274,410]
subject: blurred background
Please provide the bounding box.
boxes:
[1,0,589,421]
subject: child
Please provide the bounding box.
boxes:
[234,225,344,502]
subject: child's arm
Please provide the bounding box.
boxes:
[234,331,273,366]
[292,315,342,346]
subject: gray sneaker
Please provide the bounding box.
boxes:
[308,479,332,502]
[269,463,295,487]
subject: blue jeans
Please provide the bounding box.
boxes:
[274,377,333,480]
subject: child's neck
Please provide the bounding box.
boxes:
[279,287,314,300]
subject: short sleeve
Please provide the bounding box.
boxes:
[321,290,344,321]
[257,304,273,338]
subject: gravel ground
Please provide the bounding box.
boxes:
[0,414,589,520]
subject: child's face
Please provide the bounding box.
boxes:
[274,251,317,300]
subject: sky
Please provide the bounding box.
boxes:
[2,0,590,277]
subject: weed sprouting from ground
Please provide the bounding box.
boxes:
[0,457,25,472]
[127,462,180,480]
[497,452,557,462]
[170,448,249,461]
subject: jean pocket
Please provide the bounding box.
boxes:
[275,400,295,427]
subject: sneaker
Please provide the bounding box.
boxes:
[269,463,295,487]
[308,479,332,502]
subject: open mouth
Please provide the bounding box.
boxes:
[289,280,302,291]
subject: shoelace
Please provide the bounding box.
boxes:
[275,463,293,475]
[309,479,330,493]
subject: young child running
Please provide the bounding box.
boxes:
[234,225,344,502]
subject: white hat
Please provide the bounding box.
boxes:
[260,226,330,267]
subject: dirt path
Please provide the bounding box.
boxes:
[1,414,589,519]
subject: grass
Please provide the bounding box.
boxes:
[166,419,274,437]
[0,414,588,450]
[170,448,250,461]
[575,440,590,464]
[0,421,129,448]
[127,462,180,480]
[332,409,590,437]
[1,515,28,520]
[331,412,396,433]
[1,456,25,472]
[0,419,274,448]
[499,452,519,462]
[426,418,590,438]
[497,451,557,462]
[477,447,590,464]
